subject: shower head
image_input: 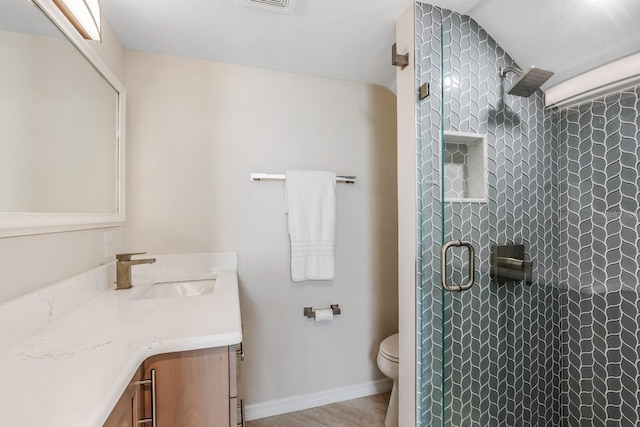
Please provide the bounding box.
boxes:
[499,66,554,97]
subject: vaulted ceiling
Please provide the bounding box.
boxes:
[102,0,640,91]
[102,0,412,89]
[430,0,640,88]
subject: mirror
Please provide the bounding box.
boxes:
[0,0,124,236]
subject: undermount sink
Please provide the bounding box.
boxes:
[130,277,216,300]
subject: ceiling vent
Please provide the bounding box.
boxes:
[236,0,297,14]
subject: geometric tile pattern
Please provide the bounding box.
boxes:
[440,11,561,427]
[417,4,640,427]
[444,143,469,199]
[416,3,561,426]
[557,85,640,426]
[415,4,446,426]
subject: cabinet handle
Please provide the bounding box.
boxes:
[237,399,245,427]
[236,342,244,361]
[133,369,157,427]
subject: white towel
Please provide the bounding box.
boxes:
[285,170,336,282]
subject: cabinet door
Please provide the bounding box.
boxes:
[143,347,230,427]
[104,366,143,427]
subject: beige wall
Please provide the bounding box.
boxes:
[0,227,124,302]
[125,50,398,404]
[0,20,126,303]
[88,21,126,84]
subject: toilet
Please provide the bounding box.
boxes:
[377,333,399,427]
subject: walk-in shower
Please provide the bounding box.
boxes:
[413,3,640,426]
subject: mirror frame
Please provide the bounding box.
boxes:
[0,0,125,237]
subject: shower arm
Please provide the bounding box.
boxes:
[499,66,523,77]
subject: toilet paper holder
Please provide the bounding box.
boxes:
[304,304,341,319]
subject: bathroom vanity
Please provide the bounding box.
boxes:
[105,346,242,427]
[0,253,242,427]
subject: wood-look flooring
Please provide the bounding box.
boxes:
[246,393,390,427]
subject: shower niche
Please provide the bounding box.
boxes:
[443,131,487,202]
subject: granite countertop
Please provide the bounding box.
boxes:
[0,253,242,426]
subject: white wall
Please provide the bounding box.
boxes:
[0,20,126,303]
[396,6,417,427]
[124,50,398,406]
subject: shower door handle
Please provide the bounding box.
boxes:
[440,240,475,292]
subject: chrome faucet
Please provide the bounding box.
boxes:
[115,252,156,290]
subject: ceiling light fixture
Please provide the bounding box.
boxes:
[52,0,101,41]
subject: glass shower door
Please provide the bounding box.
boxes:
[438,13,494,426]
[435,11,559,427]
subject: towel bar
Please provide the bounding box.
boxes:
[304,304,341,319]
[251,173,356,184]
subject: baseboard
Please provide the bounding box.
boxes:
[244,378,393,421]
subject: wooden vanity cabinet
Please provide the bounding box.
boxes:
[104,345,241,427]
[103,366,144,427]
[143,347,230,426]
